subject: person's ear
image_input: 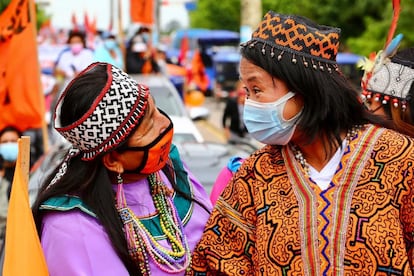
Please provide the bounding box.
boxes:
[102,151,124,174]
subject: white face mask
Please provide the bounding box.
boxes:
[243,92,302,145]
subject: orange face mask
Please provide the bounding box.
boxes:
[122,119,173,175]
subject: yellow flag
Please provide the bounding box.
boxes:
[2,137,48,275]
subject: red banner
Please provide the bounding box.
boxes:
[130,0,154,25]
[0,0,45,133]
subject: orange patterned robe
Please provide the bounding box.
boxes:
[189,125,414,275]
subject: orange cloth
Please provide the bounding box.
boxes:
[189,50,209,92]
[190,126,414,275]
[0,0,45,133]
[141,59,153,74]
[130,0,154,25]
[2,137,48,275]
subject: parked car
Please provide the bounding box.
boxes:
[131,74,205,143]
[176,141,253,194]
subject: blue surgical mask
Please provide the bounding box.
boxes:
[142,33,150,43]
[104,39,117,50]
[0,142,18,162]
[243,92,301,145]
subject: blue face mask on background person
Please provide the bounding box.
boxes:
[104,39,117,50]
[0,142,18,162]
[243,92,302,145]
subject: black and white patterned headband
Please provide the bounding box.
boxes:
[54,62,149,160]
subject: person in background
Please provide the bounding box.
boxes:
[125,27,160,75]
[189,11,414,275]
[54,30,94,86]
[209,156,244,205]
[126,40,160,74]
[93,32,124,70]
[0,126,22,197]
[50,30,94,145]
[0,155,7,256]
[154,44,170,76]
[0,126,22,257]
[361,43,414,137]
[32,62,212,275]
[186,49,209,95]
[222,80,248,144]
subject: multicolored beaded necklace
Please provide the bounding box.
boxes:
[116,172,191,275]
[290,125,362,175]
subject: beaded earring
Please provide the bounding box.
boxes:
[47,147,80,190]
[116,173,126,209]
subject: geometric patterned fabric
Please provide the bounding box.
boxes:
[250,11,340,63]
[54,62,149,160]
[190,125,414,275]
[367,60,414,100]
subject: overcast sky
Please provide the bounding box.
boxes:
[44,0,189,32]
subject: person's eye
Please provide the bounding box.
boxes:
[252,88,261,95]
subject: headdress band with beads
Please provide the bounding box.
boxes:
[360,34,414,109]
[241,11,341,72]
[366,60,414,105]
[54,62,149,161]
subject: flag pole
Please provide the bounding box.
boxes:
[109,0,114,31]
[18,136,30,183]
[117,0,126,70]
[29,1,49,152]
[30,0,49,153]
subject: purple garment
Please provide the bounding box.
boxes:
[41,168,212,275]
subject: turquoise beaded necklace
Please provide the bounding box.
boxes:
[116,172,191,275]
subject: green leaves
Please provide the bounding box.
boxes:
[189,0,414,56]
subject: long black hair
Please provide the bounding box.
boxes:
[32,63,211,275]
[32,64,141,275]
[240,42,392,155]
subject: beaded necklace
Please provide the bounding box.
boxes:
[290,125,362,175]
[116,172,191,275]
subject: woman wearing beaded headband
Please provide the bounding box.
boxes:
[189,11,414,275]
[32,62,212,275]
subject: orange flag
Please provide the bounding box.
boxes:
[0,0,45,133]
[130,0,154,25]
[2,136,49,275]
[190,50,209,92]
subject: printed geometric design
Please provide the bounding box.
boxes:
[55,63,149,160]
[368,61,414,100]
[251,11,340,62]
[190,126,414,275]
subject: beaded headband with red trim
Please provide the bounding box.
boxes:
[360,35,414,110]
[54,62,149,161]
[241,11,341,73]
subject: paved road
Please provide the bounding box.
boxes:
[193,97,227,143]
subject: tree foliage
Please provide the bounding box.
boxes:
[189,0,414,56]
[189,0,240,32]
